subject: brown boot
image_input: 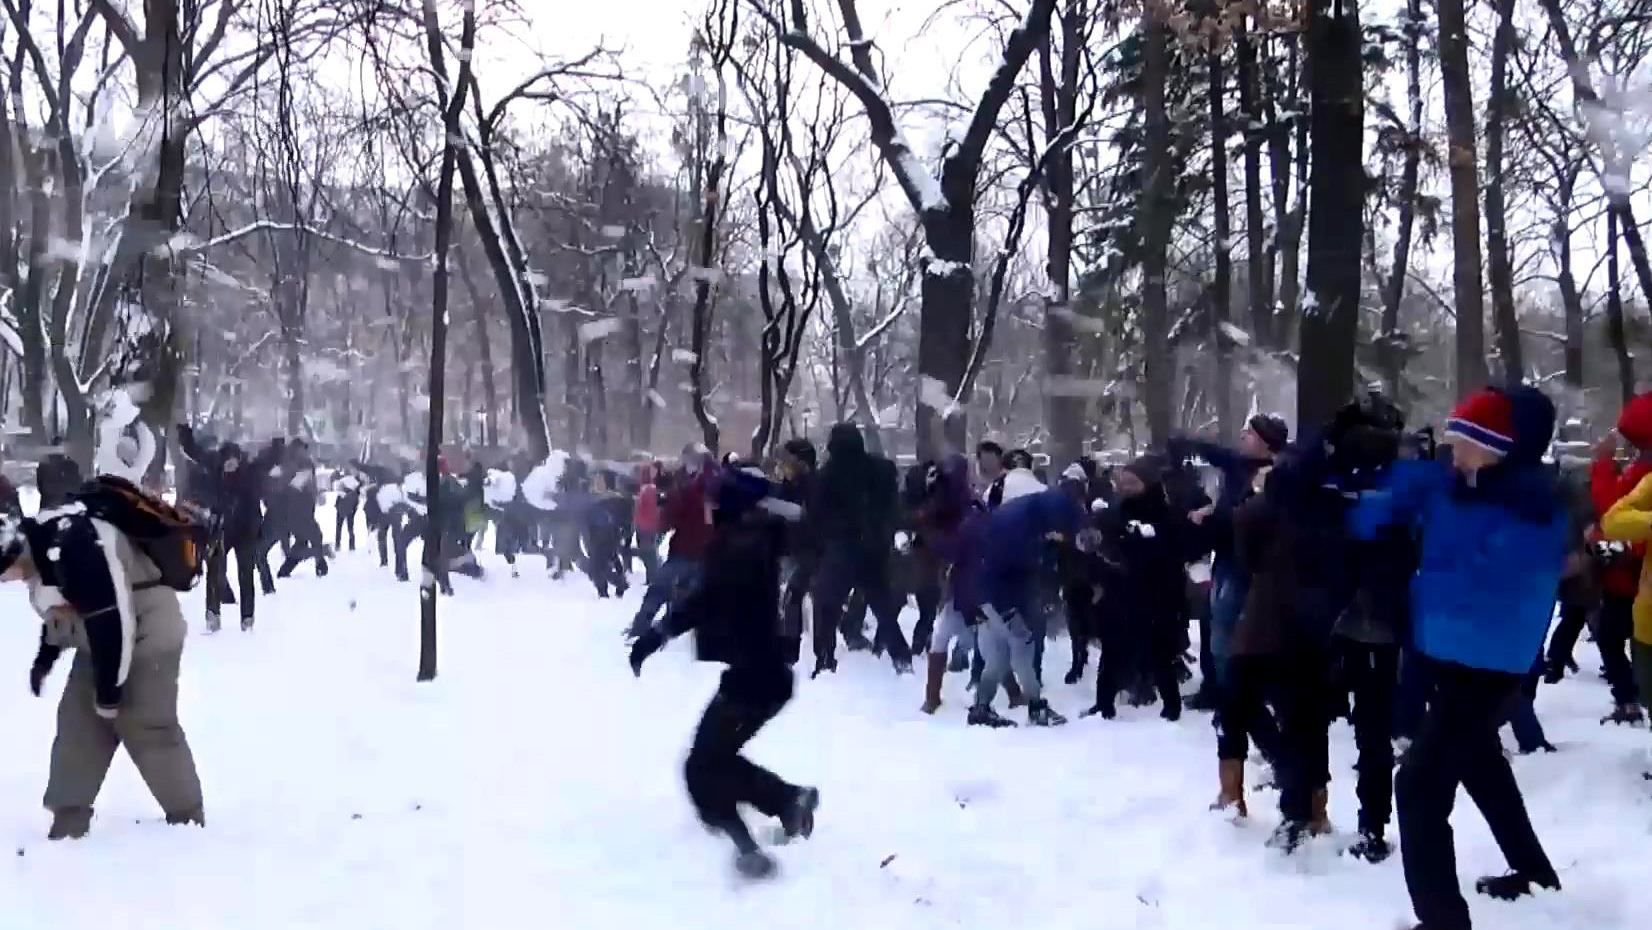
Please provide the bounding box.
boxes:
[1309,788,1332,836]
[47,806,93,841]
[1212,760,1248,818]
[1005,674,1027,709]
[921,652,947,715]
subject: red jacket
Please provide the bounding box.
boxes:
[663,471,713,560]
[634,484,663,534]
[1593,394,1652,596]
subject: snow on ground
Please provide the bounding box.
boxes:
[2,502,1651,930]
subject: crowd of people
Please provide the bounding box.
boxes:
[3,380,1652,929]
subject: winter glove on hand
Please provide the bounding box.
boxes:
[28,663,48,697]
[629,628,665,677]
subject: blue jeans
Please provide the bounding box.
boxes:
[1207,564,1247,688]
[630,556,701,637]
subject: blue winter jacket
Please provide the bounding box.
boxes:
[1349,457,1567,674]
[978,487,1083,614]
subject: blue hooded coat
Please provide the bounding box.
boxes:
[1349,386,1568,674]
[977,486,1083,615]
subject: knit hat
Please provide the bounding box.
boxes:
[1617,392,1652,450]
[1247,414,1290,454]
[1445,388,1517,457]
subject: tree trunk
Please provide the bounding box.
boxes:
[1138,11,1173,445]
[1268,40,1308,349]
[1236,22,1270,351]
[1209,41,1235,438]
[1554,203,1585,390]
[1607,210,1635,403]
[1439,0,1488,395]
[456,250,498,447]
[1041,0,1084,466]
[1380,0,1424,396]
[1483,0,1522,385]
[1298,0,1363,432]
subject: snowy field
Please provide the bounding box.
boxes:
[2,499,1650,930]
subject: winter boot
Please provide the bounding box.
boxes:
[1027,699,1068,727]
[735,848,778,880]
[1601,703,1645,726]
[1064,660,1086,686]
[781,787,820,840]
[921,653,947,715]
[316,559,330,578]
[1346,828,1391,863]
[1212,759,1248,818]
[1081,701,1117,720]
[811,655,838,680]
[1475,871,1561,901]
[1185,686,1218,712]
[1266,819,1310,854]
[47,807,92,841]
[165,809,206,828]
[892,655,914,676]
[205,611,222,634]
[968,704,1018,728]
[1308,788,1333,836]
[1004,675,1028,709]
[241,615,255,633]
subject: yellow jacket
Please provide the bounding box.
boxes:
[1599,471,1652,644]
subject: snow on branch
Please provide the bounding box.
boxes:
[187,221,432,264]
[958,0,1059,167]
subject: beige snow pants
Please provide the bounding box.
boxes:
[43,586,202,820]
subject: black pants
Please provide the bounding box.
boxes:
[1096,614,1180,715]
[1216,656,1272,761]
[685,664,800,854]
[278,500,329,578]
[1398,659,1557,930]
[1545,578,1592,673]
[392,509,426,582]
[1272,648,1335,827]
[335,495,359,551]
[782,557,816,645]
[1064,581,1096,674]
[1597,592,1641,706]
[206,536,260,622]
[812,550,910,666]
[1339,638,1399,834]
[584,527,627,597]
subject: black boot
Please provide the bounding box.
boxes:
[968,704,1017,728]
[1346,828,1391,864]
[781,787,820,840]
[1475,871,1560,901]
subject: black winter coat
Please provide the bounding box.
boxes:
[1098,488,1190,628]
[667,511,794,668]
[178,427,278,544]
[812,424,897,565]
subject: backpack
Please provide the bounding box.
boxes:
[72,475,209,592]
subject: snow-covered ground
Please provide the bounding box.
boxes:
[2,501,1650,930]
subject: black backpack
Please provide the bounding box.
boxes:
[73,475,209,591]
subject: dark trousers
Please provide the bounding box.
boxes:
[1597,593,1641,706]
[1545,582,1591,673]
[206,537,260,622]
[1216,654,1282,763]
[278,500,328,577]
[782,557,816,645]
[685,664,800,854]
[335,496,359,551]
[1398,659,1557,930]
[1272,648,1335,827]
[1096,614,1181,715]
[1339,638,1399,833]
[392,510,426,582]
[908,552,944,657]
[1064,582,1096,674]
[1505,656,1550,753]
[812,550,910,666]
[634,531,660,583]
[584,527,627,597]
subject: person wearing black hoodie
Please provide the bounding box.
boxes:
[275,439,329,579]
[1084,457,1191,721]
[810,423,912,675]
[776,438,820,655]
[628,466,820,880]
[179,425,283,632]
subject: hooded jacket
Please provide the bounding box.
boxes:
[1350,386,1568,674]
[1590,393,1652,597]
[812,423,898,564]
[1600,471,1652,646]
[977,486,1083,613]
[1096,477,1190,628]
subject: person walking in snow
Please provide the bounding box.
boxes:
[581,469,631,599]
[1083,457,1190,722]
[1351,385,1567,930]
[1,504,204,840]
[629,446,714,639]
[333,467,362,552]
[920,455,985,715]
[275,439,329,579]
[628,466,820,880]
[969,483,1086,727]
[1584,392,1652,724]
[632,461,664,584]
[809,423,913,676]
[179,425,283,632]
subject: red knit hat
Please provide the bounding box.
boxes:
[1617,392,1652,449]
[1445,389,1516,456]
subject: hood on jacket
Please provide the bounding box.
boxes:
[1618,392,1652,450]
[826,423,865,463]
[1504,384,1557,466]
[781,438,818,471]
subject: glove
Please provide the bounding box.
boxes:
[629,628,665,677]
[94,703,119,720]
[28,664,47,697]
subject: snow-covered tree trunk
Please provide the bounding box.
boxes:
[1483,0,1522,385]
[1438,0,1489,396]
[1298,0,1364,432]
[1138,9,1173,446]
